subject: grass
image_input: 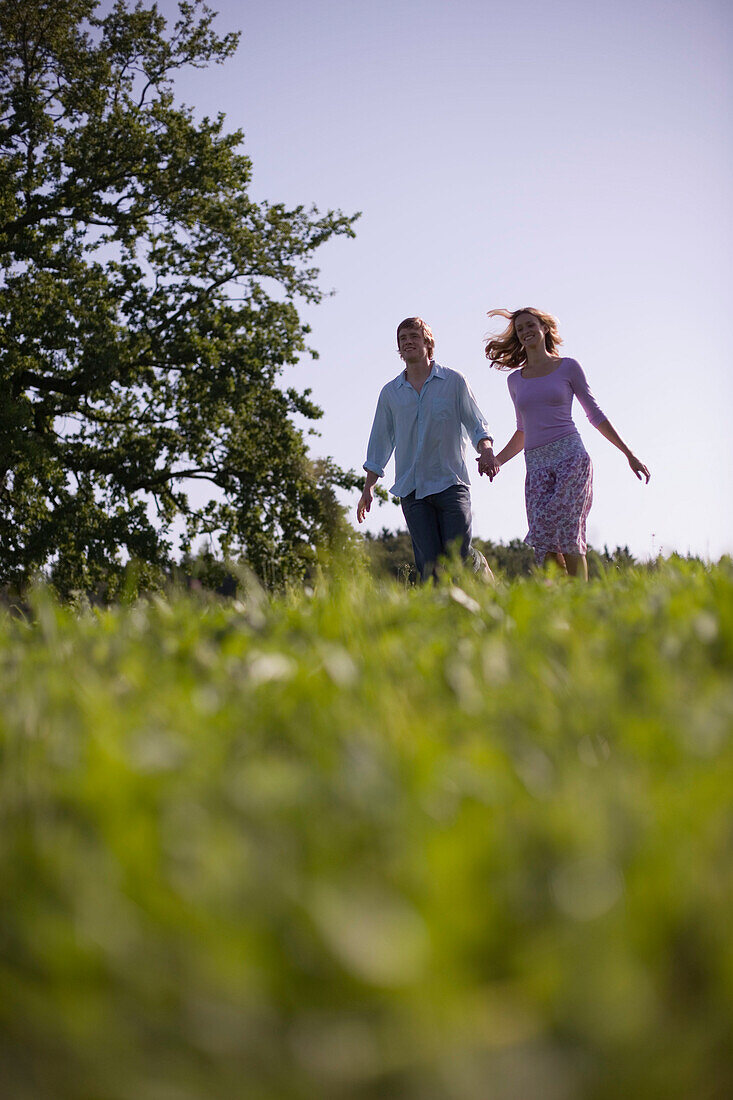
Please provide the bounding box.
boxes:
[1,558,732,1099]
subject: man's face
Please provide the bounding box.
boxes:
[398,326,430,363]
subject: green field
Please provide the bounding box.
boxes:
[1,559,732,1099]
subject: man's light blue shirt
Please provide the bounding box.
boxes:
[363,361,492,500]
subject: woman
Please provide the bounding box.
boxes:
[479,307,649,579]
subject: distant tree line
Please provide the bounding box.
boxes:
[361,528,644,583]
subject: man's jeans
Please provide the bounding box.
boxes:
[401,484,473,582]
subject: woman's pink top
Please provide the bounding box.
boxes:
[507,357,607,451]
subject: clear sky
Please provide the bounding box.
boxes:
[162,0,732,560]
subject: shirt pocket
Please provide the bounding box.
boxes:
[430,391,455,421]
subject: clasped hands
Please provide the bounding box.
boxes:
[477,449,501,481]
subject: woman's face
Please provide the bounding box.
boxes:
[514,312,547,349]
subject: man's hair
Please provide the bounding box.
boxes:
[396,317,435,359]
[483,307,563,371]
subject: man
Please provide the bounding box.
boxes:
[357,317,499,581]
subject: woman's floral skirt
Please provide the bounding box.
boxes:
[524,432,593,564]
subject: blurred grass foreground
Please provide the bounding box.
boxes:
[1,559,732,1100]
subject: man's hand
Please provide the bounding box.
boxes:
[357,485,374,522]
[477,450,501,481]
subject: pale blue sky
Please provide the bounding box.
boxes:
[166,0,732,559]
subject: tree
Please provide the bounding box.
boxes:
[362,528,418,585]
[0,0,359,595]
[473,536,535,579]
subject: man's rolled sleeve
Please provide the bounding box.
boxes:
[363,392,394,479]
[459,377,492,451]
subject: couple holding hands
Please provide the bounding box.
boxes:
[357,310,649,582]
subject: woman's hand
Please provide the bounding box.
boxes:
[477,451,501,480]
[628,454,650,483]
[595,420,649,483]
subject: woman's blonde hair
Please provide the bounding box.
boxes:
[484,307,562,371]
[396,317,435,359]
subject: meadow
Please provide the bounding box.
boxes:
[1,558,731,1100]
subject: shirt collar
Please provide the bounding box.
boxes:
[396,360,444,387]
